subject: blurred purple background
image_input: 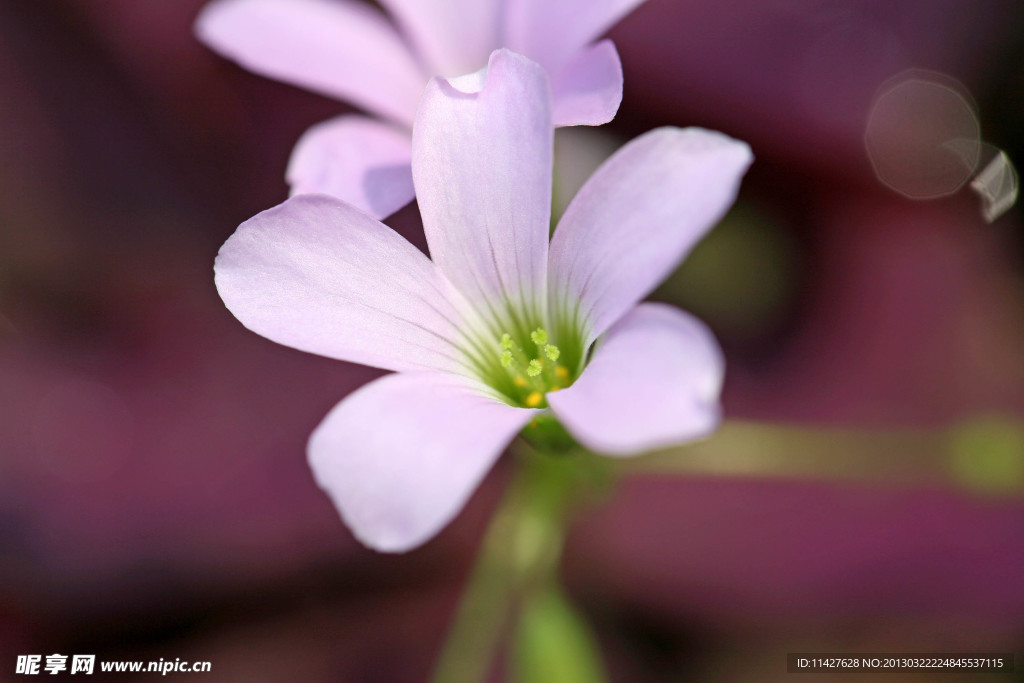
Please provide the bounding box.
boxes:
[1,0,1022,680]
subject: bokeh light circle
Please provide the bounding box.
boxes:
[865,70,981,199]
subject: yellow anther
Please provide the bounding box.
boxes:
[548,386,560,393]
[492,329,571,407]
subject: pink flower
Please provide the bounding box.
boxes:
[196,0,645,218]
[214,50,752,551]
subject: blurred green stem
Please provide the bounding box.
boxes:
[619,418,1024,496]
[431,446,608,683]
[431,416,1024,681]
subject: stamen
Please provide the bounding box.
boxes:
[491,329,575,409]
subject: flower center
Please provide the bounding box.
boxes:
[494,327,572,408]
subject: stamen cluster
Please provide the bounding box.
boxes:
[495,327,571,408]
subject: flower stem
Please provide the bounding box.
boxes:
[617,418,1024,496]
[431,446,609,683]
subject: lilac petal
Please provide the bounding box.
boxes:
[195,0,425,125]
[548,303,723,456]
[504,0,647,73]
[287,115,414,219]
[215,194,468,373]
[551,40,623,127]
[378,0,500,78]
[308,372,536,552]
[549,127,752,344]
[413,49,552,330]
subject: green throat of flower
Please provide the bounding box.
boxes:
[492,327,572,408]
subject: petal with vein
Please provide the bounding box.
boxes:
[551,40,623,127]
[215,195,466,373]
[377,0,500,78]
[413,49,552,330]
[287,115,414,219]
[308,372,536,552]
[504,0,647,73]
[548,303,723,456]
[195,0,425,125]
[549,127,752,343]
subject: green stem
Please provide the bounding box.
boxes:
[618,419,1024,496]
[431,446,606,683]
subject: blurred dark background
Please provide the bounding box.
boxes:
[1,0,1023,680]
